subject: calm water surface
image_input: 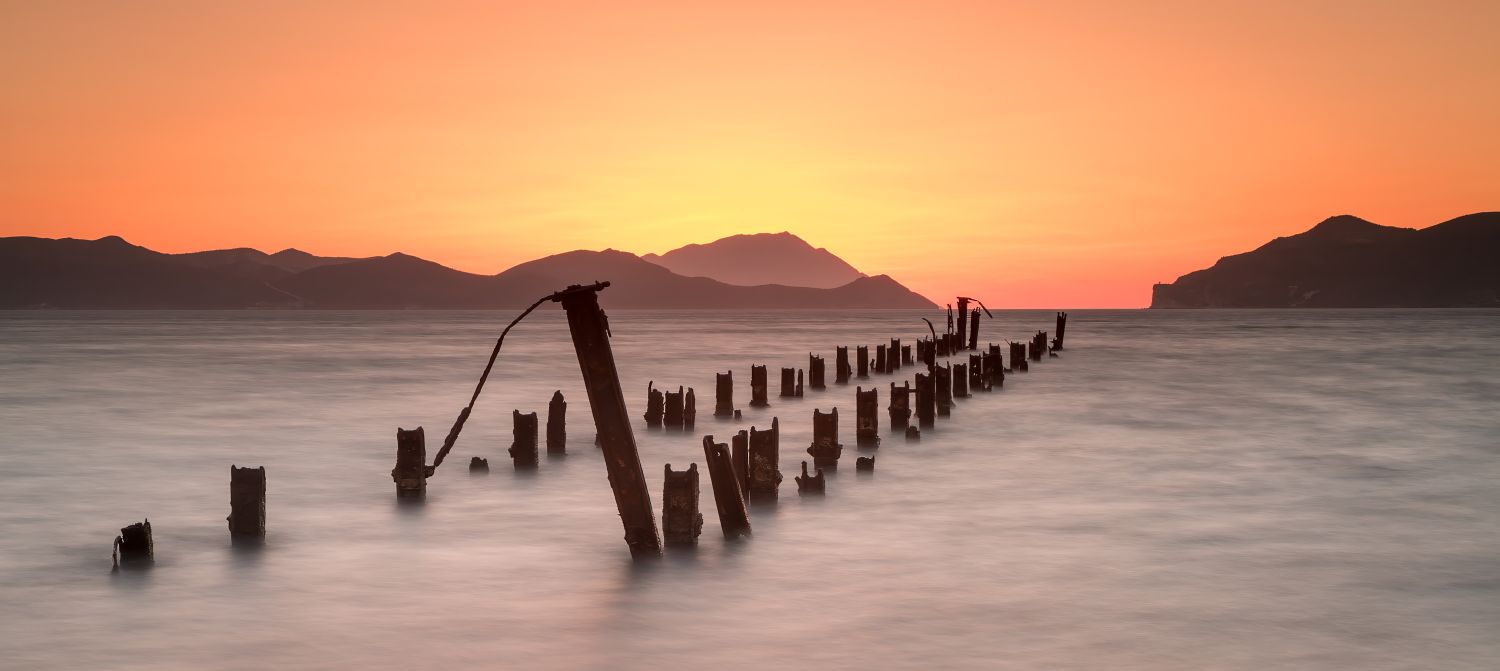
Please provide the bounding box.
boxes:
[1,309,1497,670]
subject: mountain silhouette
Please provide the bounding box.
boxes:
[1151,212,1500,307]
[0,236,936,309]
[642,232,866,288]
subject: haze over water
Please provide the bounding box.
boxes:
[2,309,1497,670]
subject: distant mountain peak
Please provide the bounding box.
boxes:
[642,231,867,289]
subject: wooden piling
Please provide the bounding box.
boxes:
[902,344,913,366]
[890,338,902,371]
[905,426,920,441]
[969,354,985,392]
[875,344,887,374]
[985,350,1005,388]
[953,363,969,398]
[856,345,869,378]
[662,464,704,548]
[547,390,567,454]
[936,334,950,358]
[684,388,696,429]
[856,455,875,472]
[392,426,427,499]
[956,297,970,351]
[748,417,783,499]
[969,308,981,351]
[889,381,912,431]
[715,371,735,417]
[644,382,664,427]
[935,364,953,417]
[915,372,936,428]
[795,461,825,494]
[227,465,265,541]
[113,520,153,569]
[809,354,826,390]
[780,367,797,398]
[796,369,804,397]
[664,385,685,428]
[469,456,489,472]
[702,436,752,539]
[855,386,880,447]
[731,430,750,495]
[806,408,844,468]
[509,410,539,469]
[835,346,851,384]
[1053,311,1068,350]
[750,364,770,407]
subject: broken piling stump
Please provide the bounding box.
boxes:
[969,308,981,350]
[750,365,770,407]
[905,426,920,441]
[469,456,489,473]
[956,298,969,350]
[935,364,953,417]
[715,371,735,417]
[856,455,875,472]
[392,426,427,499]
[855,386,880,447]
[969,354,985,392]
[915,372,936,428]
[985,350,1005,389]
[890,338,902,371]
[902,344,913,366]
[547,390,567,454]
[662,464,704,548]
[889,381,912,431]
[809,354,826,390]
[227,465,266,541]
[748,418,783,500]
[664,385,685,428]
[644,382,664,427]
[509,410,539,469]
[780,367,797,398]
[835,346,851,384]
[795,461,826,494]
[113,520,153,569]
[953,363,970,398]
[1053,311,1068,350]
[876,344,887,374]
[856,345,869,378]
[684,388,696,429]
[702,436,752,539]
[806,408,844,468]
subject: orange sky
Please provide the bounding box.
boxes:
[3,1,1497,307]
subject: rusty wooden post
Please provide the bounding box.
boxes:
[392,427,427,499]
[554,282,662,559]
[889,381,911,431]
[935,364,953,417]
[780,367,796,398]
[835,346,851,384]
[890,338,902,371]
[855,386,880,447]
[915,372,935,428]
[956,297,970,350]
[795,461,825,494]
[469,456,489,472]
[875,344,887,374]
[662,464,704,548]
[809,353,826,390]
[796,369,804,397]
[702,436,752,539]
[715,371,734,417]
[509,410,538,469]
[684,387,696,429]
[547,390,566,454]
[750,364,770,407]
[731,430,750,495]
[969,308,981,350]
[227,465,265,541]
[902,344,913,365]
[856,345,869,378]
[953,363,969,398]
[969,354,985,392]
[113,520,153,569]
[807,408,843,468]
[748,418,782,500]
[664,385,684,428]
[1053,311,1068,350]
[856,455,875,472]
[644,382,664,426]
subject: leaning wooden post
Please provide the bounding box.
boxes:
[889,381,912,431]
[780,367,797,398]
[915,372,936,427]
[835,346,851,384]
[856,345,869,378]
[748,418,783,500]
[875,344,888,374]
[663,386,685,428]
[684,388,696,429]
[935,364,953,416]
[890,338,902,371]
[855,386,880,447]
[750,365,770,407]
[662,464,704,548]
[806,408,844,468]
[731,430,750,495]
[227,465,266,541]
[1052,312,1068,350]
[969,308,981,351]
[113,520,154,569]
[643,382,664,426]
[702,436,752,539]
[547,391,567,454]
[809,353,826,390]
[508,410,539,469]
[392,427,427,499]
[714,371,735,417]
[553,282,662,560]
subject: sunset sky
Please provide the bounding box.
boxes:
[3,1,1497,307]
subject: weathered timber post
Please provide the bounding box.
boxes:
[750,365,770,407]
[855,386,880,447]
[547,390,567,454]
[809,354,826,390]
[969,354,985,392]
[113,520,153,569]
[227,465,266,541]
[392,427,427,499]
[469,456,489,472]
[807,408,843,468]
[890,338,902,371]
[956,297,970,351]
[748,418,783,500]
[875,344,887,374]
[1034,331,1048,361]
[985,350,1005,389]
[796,369,804,397]
[953,363,970,398]
[684,388,696,429]
[509,410,539,469]
[662,464,704,548]
[731,430,750,496]
[923,338,936,370]
[936,333,949,358]
[795,461,825,494]
[902,344,913,366]
[664,386,685,428]
[554,282,662,559]
[1053,311,1068,350]
[856,455,875,472]
[1010,342,1029,372]
[915,372,936,428]
[835,346,851,384]
[702,436,752,539]
[889,381,912,431]
[644,382,664,426]
[969,308,981,350]
[780,367,797,398]
[935,364,953,417]
[856,345,869,378]
[715,371,735,417]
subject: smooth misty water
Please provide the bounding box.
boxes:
[1,309,1497,670]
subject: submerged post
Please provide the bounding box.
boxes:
[392,427,427,499]
[748,418,783,500]
[662,464,704,548]
[684,388,696,429]
[875,344,887,374]
[809,353,826,390]
[956,297,970,350]
[547,391,567,454]
[890,338,902,371]
[644,382,664,427]
[807,408,844,468]
[969,354,985,392]
[715,371,734,417]
[889,381,912,431]
[664,386,685,428]
[509,410,539,469]
[856,345,869,378]
[915,372,936,428]
[856,386,880,447]
[702,436,752,539]
[750,365,770,407]
[553,282,662,560]
[835,346,851,384]
[780,367,797,398]
[1053,312,1067,350]
[227,465,266,541]
[113,520,154,569]
[935,364,953,416]
[796,369,804,397]
[901,344,913,366]
[953,363,969,398]
[969,308,981,350]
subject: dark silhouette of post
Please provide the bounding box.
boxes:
[889,381,911,431]
[748,418,783,499]
[547,391,566,454]
[956,297,970,350]
[953,363,969,398]
[807,408,843,468]
[809,353,826,390]
[1053,312,1067,350]
[553,283,662,560]
[227,465,265,541]
[889,338,902,371]
[795,461,825,494]
[969,354,985,392]
[935,364,953,416]
[875,344,887,374]
[715,371,734,417]
[664,385,684,428]
[702,436,752,539]
[643,382,664,426]
[780,367,797,397]
[750,364,770,407]
[392,427,427,499]
[662,464,703,548]
[855,386,879,447]
[915,372,935,427]
[835,346,851,384]
[856,345,869,378]
[684,388,696,429]
[113,520,153,569]
[969,308,981,350]
[509,410,538,469]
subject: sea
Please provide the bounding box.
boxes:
[1,308,1497,670]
